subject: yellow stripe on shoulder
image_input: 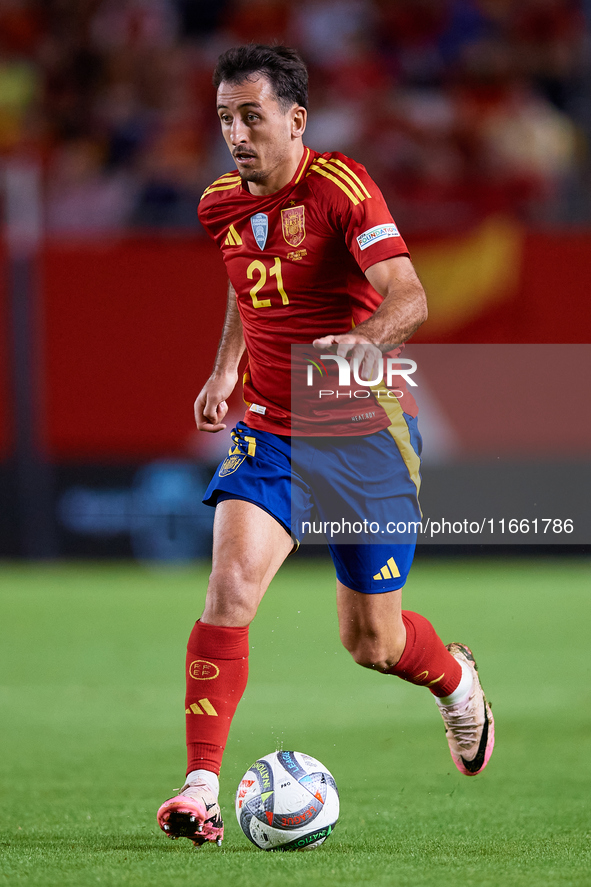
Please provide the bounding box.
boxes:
[316,157,370,202]
[200,179,241,201]
[213,171,240,185]
[307,163,360,205]
[202,171,240,189]
[329,158,372,199]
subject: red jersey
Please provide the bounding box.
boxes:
[198,147,412,435]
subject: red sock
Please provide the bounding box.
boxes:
[185,621,249,777]
[387,611,461,697]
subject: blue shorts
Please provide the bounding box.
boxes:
[203,419,422,593]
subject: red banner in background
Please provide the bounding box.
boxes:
[41,237,228,460]
[412,220,591,345]
[0,224,590,460]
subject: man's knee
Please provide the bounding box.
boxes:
[202,562,264,626]
[340,625,406,672]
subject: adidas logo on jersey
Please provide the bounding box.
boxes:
[224,224,242,246]
[373,557,401,581]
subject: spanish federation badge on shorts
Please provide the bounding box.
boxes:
[219,452,246,477]
[250,213,268,250]
[281,205,305,247]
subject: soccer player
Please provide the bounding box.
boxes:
[157,45,494,847]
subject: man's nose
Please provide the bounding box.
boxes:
[231,118,248,144]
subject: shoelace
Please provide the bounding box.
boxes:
[441,697,481,750]
[179,782,216,801]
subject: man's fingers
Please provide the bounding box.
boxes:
[313,336,384,381]
[358,345,379,381]
[348,343,383,381]
[313,335,338,351]
[336,342,355,359]
[211,399,228,422]
[314,334,372,355]
[196,403,227,432]
[203,395,226,421]
[195,394,228,433]
[198,421,227,433]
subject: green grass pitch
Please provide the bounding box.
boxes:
[0,557,589,886]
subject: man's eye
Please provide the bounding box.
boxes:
[220,115,231,124]
[247,114,259,122]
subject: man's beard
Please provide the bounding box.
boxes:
[237,166,266,183]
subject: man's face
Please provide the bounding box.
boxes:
[216,74,302,189]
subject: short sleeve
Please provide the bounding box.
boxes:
[309,153,409,272]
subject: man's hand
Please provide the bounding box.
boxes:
[313,334,383,382]
[194,370,238,432]
[312,257,427,383]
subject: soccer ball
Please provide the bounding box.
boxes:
[235,750,339,851]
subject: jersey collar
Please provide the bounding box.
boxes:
[240,145,316,200]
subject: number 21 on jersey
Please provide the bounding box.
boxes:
[246,257,289,308]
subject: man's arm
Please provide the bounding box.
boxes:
[313,255,427,377]
[357,255,428,345]
[194,282,245,432]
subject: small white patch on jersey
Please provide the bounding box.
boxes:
[250,213,268,250]
[357,224,400,250]
[249,403,266,415]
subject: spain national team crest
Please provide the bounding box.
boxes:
[281,205,306,247]
[219,452,245,477]
[250,212,268,250]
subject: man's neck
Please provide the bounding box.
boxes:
[246,143,305,197]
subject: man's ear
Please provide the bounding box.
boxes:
[291,106,307,138]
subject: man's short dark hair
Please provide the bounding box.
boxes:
[213,44,308,111]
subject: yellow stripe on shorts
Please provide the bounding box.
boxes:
[372,382,421,501]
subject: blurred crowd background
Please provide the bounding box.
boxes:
[1,0,590,560]
[1,0,590,236]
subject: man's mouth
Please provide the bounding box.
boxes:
[234,150,257,164]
